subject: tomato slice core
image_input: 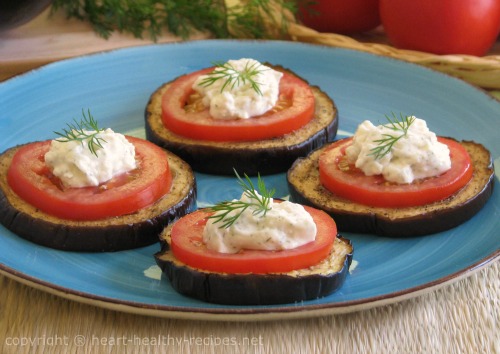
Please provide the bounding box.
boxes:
[319,137,473,208]
[7,137,172,221]
[170,206,337,274]
[161,67,315,142]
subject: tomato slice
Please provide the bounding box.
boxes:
[161,67,315,142]
[7,137,172,221]
[170,206,337,274]
[319,137,473,208]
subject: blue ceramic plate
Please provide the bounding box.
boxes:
[0,40,498,321]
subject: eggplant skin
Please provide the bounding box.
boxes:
[155,234,353,306]
[0,144,197,252]
[144,66,338,176]
[287,138,495,237]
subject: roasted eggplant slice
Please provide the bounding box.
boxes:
[154,222,353,305]
[145,67,338,176]
[0,145,196,252]
[287,139,495,237]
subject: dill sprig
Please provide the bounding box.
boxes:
[369,113,416,159]
[54,109,106,157]
[51,0,298,41]
[208,170,275,228]
[198,61,266,95]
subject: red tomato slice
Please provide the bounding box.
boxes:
[7,137,172,221]
[319,137,473,208]
[170,206,337,274]
[161,67,315,142]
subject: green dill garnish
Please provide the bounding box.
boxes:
[53,109,106,157]
[369,113,416,160]
[50,0,299,41]
[207,169,275,228]
[198,60,266,95]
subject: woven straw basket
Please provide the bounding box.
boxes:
[252,1,500,95]
[288,23,500,93]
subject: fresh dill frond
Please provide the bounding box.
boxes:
[226,0,297,39]
[51,0,297,41]
[198,60,266,95]
[369,113,416,160]
[53,109,106,157]
[207,170,275,228]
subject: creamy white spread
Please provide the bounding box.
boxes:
[345,117,451,184]
[192,58,283,120]
[44,128,136,188]
[203,191,317,254]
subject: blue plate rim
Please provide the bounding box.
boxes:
[0,39,499,321]
[0,250,498,321]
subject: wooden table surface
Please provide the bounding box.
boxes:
[0,7,210,82]
[1,7,499,354]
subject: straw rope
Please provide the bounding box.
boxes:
[244,0,500,91]
[287,23,500,91]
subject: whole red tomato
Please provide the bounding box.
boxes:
[379,0,500,56]
[299,0,381,34]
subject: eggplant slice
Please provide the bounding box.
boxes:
[287,138,495,237]
[0,144,197,252]
[145,67,338,176]
[155,222,353,306]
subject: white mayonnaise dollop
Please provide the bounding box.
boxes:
[203,191,317,254]
[44,128,136,188]
[192,58,283,120]
[345,117,451,184]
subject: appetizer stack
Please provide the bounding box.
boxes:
[145,59,338,175]
[0,111,196,251]
[288,115,495,236]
